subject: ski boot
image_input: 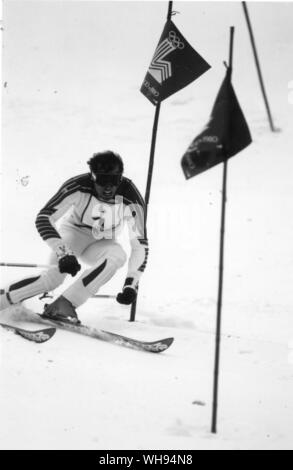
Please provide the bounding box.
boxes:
[43,295,81,325]
[0,289,14,311]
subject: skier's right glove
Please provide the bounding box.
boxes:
[56,246,81,277]
[116,277,138,305]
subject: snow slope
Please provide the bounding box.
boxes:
[1,1,293,450]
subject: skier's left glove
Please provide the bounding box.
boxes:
[116,277,138,305]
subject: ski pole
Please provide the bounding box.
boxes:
[0,262,57,268]
[92,294,116,299]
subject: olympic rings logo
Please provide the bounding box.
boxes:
[168,31,185,49]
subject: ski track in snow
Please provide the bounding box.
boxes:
[1,1,293,450]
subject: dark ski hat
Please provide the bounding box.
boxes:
[87,150,124,174]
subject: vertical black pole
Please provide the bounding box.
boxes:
[211,159,229,434]
[242,2,276,132]
[130,1,173,322]
[167,0,173,21]
[129,103,161,321]
[144,103,162,209]
[211,26,234,435]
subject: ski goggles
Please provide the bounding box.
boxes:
[92,172,122,187]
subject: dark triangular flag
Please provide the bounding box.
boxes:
[141,20,211,105]
[181,68,252,179]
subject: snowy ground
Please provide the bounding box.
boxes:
[0,296,292,450]
[1,1,293,450]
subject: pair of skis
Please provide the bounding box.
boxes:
[0,313,174,353]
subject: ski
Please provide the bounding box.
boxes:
[33,313,174,353]
[0,322,56,343]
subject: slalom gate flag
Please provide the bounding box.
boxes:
[141,20,211,105]
[181,68,252,179]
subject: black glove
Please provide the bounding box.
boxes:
[58,254,81,277]
[116,277,138,305]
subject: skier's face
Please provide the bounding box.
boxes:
[93,166,122,201]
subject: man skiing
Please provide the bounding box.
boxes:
[0,151,149,324]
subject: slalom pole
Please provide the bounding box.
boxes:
[211,26,234,435]
[129,101,161,322]
[129,1,173,322]
[144,102,162,210]
[167,0,173,21]
[242,2,276,132]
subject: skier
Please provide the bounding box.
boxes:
[0,151,149,324]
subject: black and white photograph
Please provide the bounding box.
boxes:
[0,0,292,452]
